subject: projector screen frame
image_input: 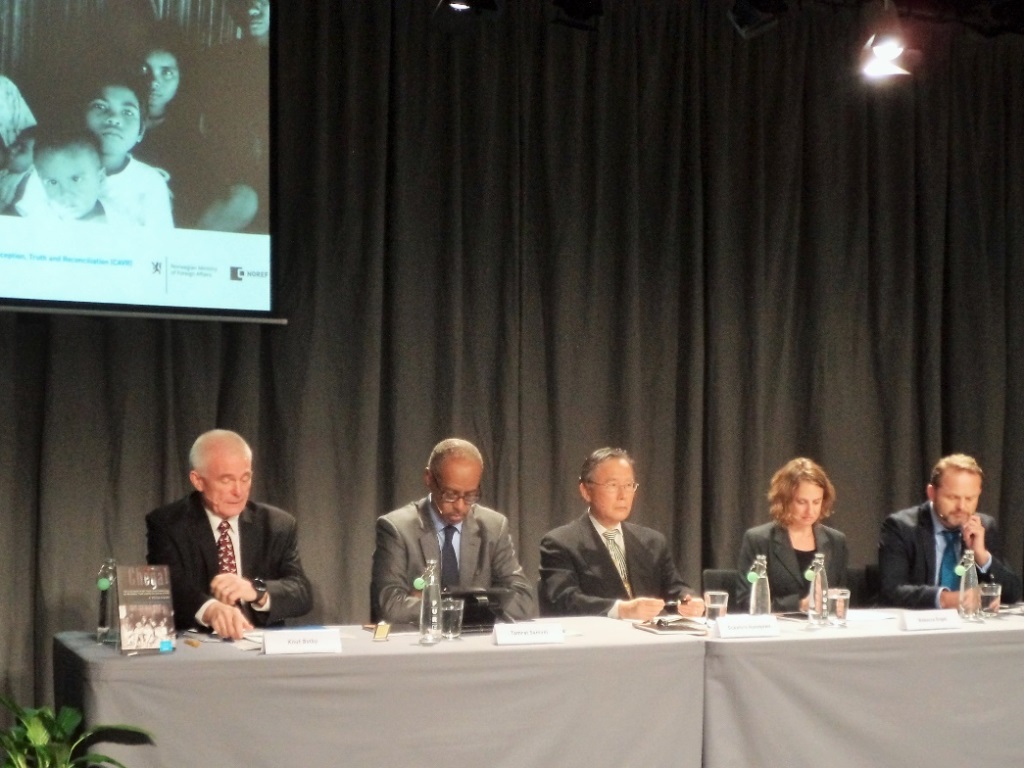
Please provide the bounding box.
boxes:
[0,0,283,324]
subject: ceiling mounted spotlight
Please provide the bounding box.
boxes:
[989,0,1024,32]
[446,0,497,12]
[552,0,604,31]
[860,0,911,78]
[432,0,500,20]
[728,0,788,40]
[430,0,502,28]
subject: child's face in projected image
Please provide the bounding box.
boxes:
[7,135,35,173]
[35,147,104,220]
[85,86,143,161]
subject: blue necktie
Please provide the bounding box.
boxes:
[938,529,960,590]
[441,525,459,588]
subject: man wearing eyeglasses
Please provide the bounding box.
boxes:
[371,438,536,624]
[539,447,704,620]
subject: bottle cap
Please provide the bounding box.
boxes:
[954,565,966,577]
[413,577,425,590]
[804,569,814,581]
[97,577,111,591]
[746,571,759,584]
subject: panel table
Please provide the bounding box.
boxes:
[702,611,1024,768]
[55,617,704,768]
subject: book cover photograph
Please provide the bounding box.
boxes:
[116,565,176,654]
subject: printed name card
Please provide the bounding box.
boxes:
[493,623,565,645]
[900,609,962,632]
[262,627,343,655]
[713,614,781,638]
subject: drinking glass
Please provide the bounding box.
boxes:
[704,590,729,622]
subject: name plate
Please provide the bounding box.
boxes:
[493,623,565,645]
[900,609,962,632]
[262,627,343,655]
[713,614,781,638]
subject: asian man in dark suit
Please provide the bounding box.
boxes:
[146,429,312,639]
[370,438,536,624]
[879,453,1022,609]
[539,447,704,621]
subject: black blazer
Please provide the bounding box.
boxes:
[878,502,1022,608]
[539,513,695,616]
[735,522,848,612]
[146,491,313,630]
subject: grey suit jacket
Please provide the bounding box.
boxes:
[539,513,695,617]
[146,491,313,630]
[735,522,848,612]
[878,502,1022,608]
[371,497,536,624]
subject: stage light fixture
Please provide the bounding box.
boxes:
[728,0,788,40]
[552,0,604,31]
[861,0,911,78]
[434,0,498,16]
[449,0,497,11]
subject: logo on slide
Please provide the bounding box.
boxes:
[230,267,268,281]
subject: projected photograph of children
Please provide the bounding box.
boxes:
[0,0,270,234]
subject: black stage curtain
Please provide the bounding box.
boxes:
[2,0,1023,706]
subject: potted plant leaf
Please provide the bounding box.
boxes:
[0,695,152,768]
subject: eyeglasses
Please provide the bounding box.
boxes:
[200,472,252,489]
[431,472,481,505]
[435,489,481,505]
[587,481,639,494]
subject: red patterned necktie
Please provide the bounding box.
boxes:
[217,520,237,574]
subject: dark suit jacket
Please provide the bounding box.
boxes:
[146,491,313,630]
[370,497,537,624]
[878,502,1022,608]
[539,513,695,616]
[735,522,848,612]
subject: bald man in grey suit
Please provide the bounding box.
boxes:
[371,439,536,624]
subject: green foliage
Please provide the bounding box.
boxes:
[0,696,151,768]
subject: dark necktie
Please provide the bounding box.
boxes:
[217,520,238,574]
[441,524,459,588]
[603,529,634,599]
[938,528,960,590]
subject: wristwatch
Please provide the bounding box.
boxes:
[250,578,268,605]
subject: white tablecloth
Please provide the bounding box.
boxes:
[702,610,1024,768]
[54,617,705,768]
